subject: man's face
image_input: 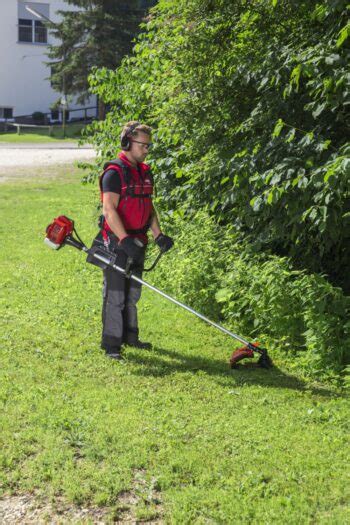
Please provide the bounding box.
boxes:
[129,131,152,163]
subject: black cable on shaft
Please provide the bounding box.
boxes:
[73,227,87,249]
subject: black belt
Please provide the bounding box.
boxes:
[126,225,150,234]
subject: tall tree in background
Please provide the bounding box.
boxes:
[47,0,156,119]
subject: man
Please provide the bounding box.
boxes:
[98,121,174,360]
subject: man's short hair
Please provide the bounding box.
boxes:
[121,121,152,141]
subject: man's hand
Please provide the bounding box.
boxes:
[155,233,174,253]
[119,237,144,263]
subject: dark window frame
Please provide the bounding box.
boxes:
[18,17,48,44]
[0,107,14,119]
[18,18,33,42]
[34,20,47,43]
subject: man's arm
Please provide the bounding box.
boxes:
[103,192,128,241]
[149,206,162,239]
[149,205,174,252]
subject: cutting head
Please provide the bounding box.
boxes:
[257,349,273,369]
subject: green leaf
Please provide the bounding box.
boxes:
[324,171,333,183]
[320,206,327,222]
[299,132,314,147]
[251,196,263,212]
[315,140,331,152]
[215,288,232,303]
[285,128,296,143]
[312,103,327,119]
[337,23,350,48]
[290,64,301,91]
[250,196,256,207]
[273,118,284,138]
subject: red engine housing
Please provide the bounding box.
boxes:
[46,216,74,247]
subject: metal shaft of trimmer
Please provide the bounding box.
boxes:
[85,247,250,347]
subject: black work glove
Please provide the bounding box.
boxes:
[155,233,174,253]
[119,236,144,263]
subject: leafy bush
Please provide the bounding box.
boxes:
[80,0,350,381]
[150,211,350,382]
[84,0,350,290]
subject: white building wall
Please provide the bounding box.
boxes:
[0,0,96,119]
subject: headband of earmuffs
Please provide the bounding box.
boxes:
[120,122,141,151]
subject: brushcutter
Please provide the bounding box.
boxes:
[45,215,273,369]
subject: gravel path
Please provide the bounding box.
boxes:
[0,494,108,524]
[0,143,96,169]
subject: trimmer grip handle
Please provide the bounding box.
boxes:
[125,257,133,278]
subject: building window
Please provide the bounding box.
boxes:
[18,2,49,44]
[0,108,14,119]
[35,21,47,43]
[18,18,33,42]
[18,19,47,44]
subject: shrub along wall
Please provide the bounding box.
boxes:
[150,212,350,383]
[82,0,350,381]
[85,0,350,290]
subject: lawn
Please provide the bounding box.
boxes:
[0,123,86,143]
[0,167,349,523]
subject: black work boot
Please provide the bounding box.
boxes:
[123,337,152,350]
[129,340,152,350]
[105,347,124,361]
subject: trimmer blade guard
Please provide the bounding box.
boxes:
[229,346,254,368]
[230,343,273,369]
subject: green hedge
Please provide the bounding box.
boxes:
[150,211,350,383]
[86,0,350,289]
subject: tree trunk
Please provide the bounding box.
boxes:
[98,97,106,120]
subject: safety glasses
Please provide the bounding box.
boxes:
[130,139,153,150]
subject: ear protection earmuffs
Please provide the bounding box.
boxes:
[120,122,141,151]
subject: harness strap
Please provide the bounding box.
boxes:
[114,159,132,189]
[123,193,153,199]
[126,225,150,235]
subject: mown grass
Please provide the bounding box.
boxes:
[0,123,86,143]
[0,166,349,523]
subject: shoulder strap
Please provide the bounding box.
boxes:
[101,158,132,191]
[111,159,131,188]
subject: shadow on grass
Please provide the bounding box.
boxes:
[125,345,337,398]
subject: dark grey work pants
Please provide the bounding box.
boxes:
[101,246,146,351]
